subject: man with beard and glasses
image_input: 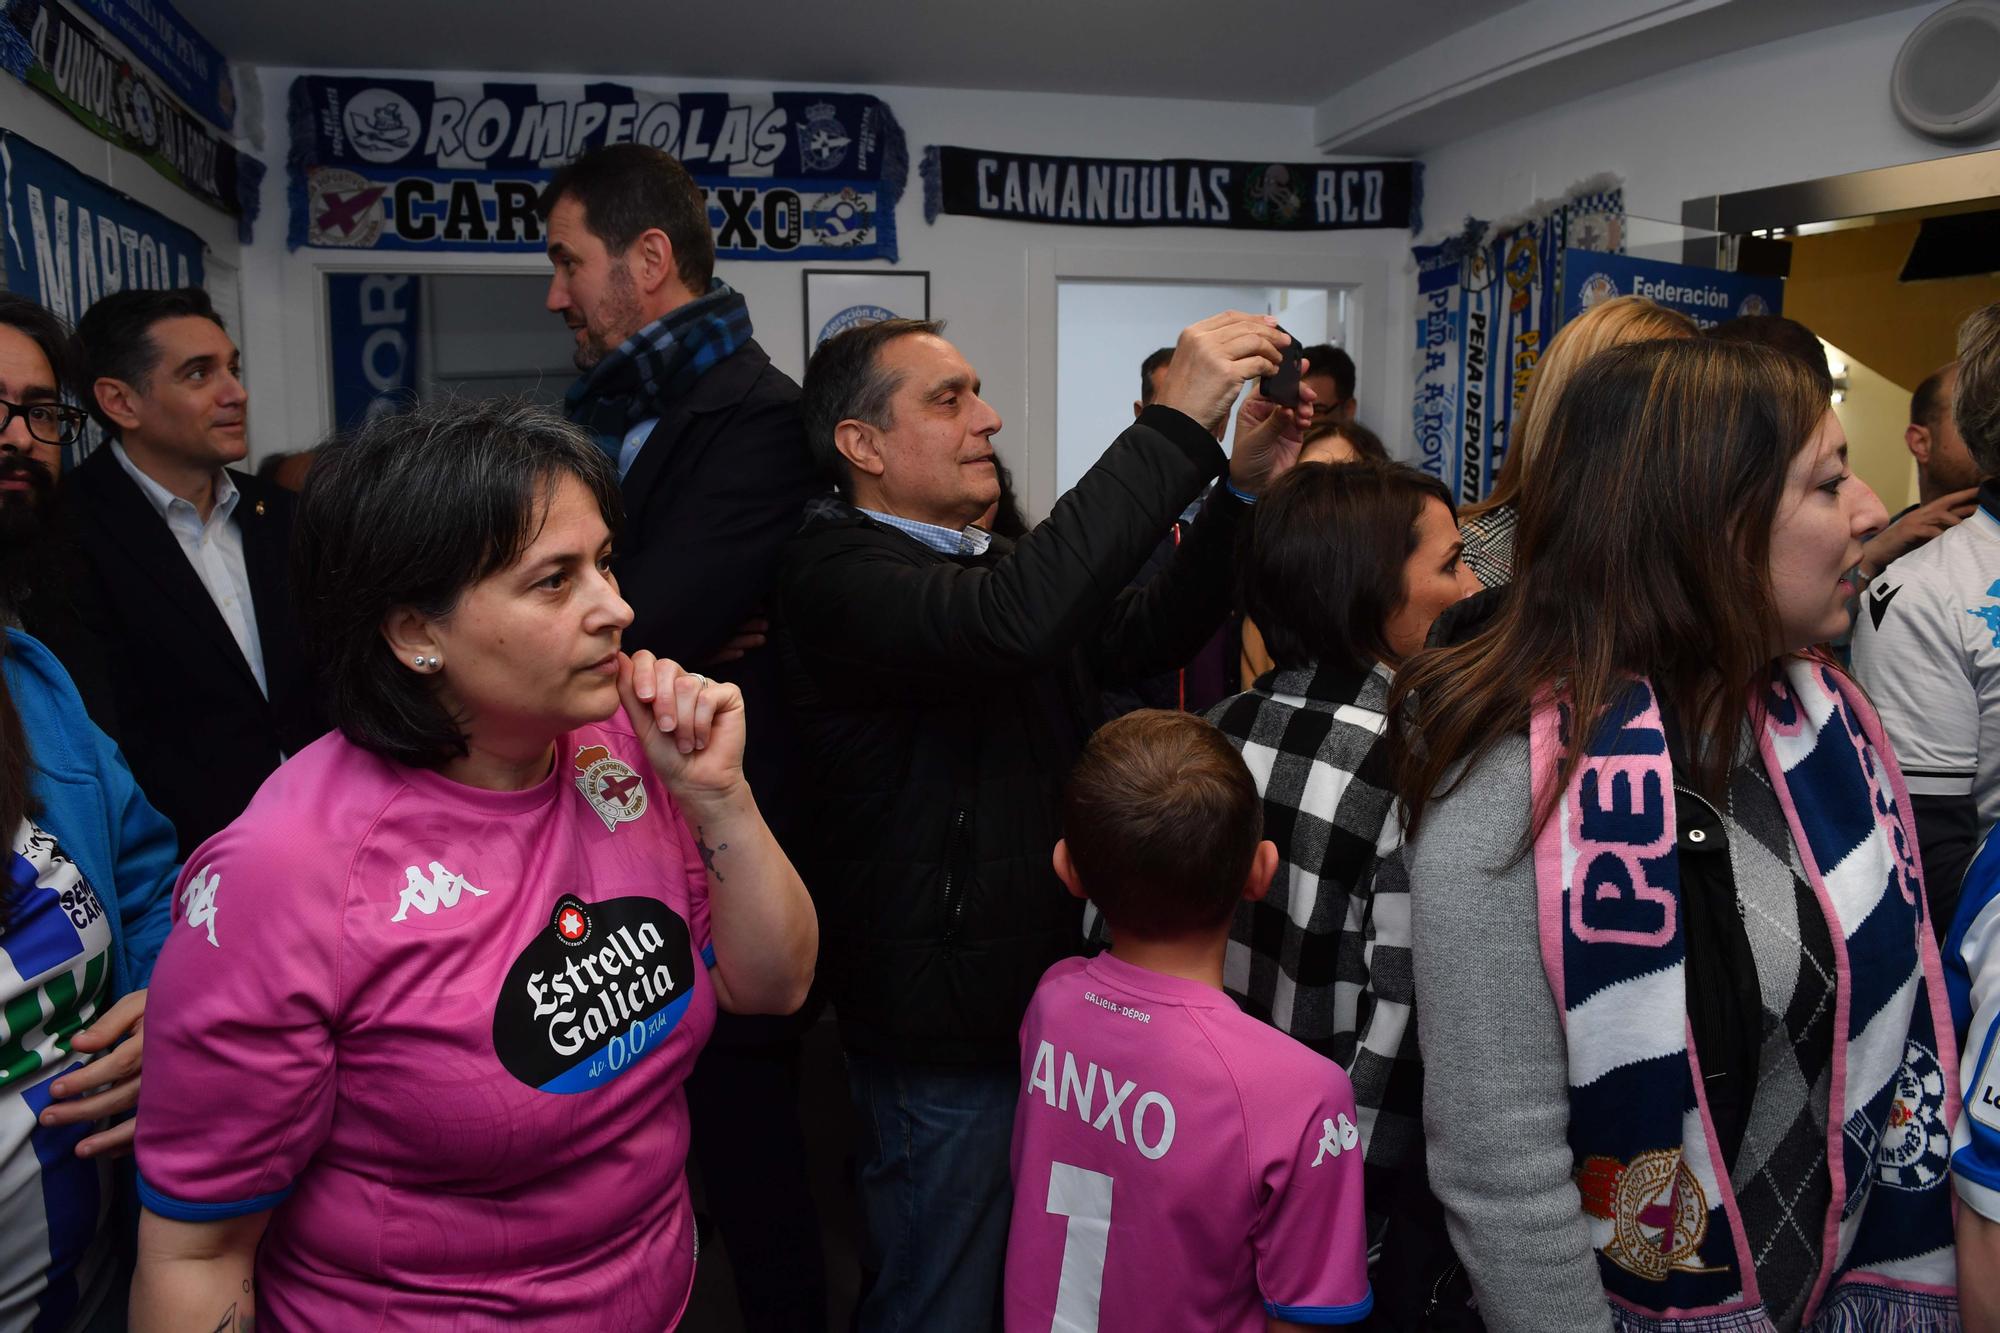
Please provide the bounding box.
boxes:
[0,295,117,730]
[69,287,321,859]
[539,144,828,1332]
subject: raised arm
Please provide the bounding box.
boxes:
[620,651,814,1015]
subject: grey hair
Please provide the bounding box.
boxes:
[800,318,946,495]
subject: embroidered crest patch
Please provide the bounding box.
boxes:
[1874,1039,1951,1192]
[1577,1152,1725,1282]
[573,744,648,832]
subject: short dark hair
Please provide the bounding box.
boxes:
[540,144,715,294]
[1708,315,1833,396]
[294,398,624,769]
[1139,346,1174,405]
[1302,343,1357,404]
[0,294,81,402]
[1302,417,1389,463]
[1912,363,1955,434]
[802,317,945,494]
[1244,460,1454,675]
[74,287,226,430]
[1063,709,1262,941]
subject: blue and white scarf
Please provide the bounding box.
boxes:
[563,279,753,459]
[1529,658,1959,1331]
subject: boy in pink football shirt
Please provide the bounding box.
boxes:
[1005,710,1372,1331]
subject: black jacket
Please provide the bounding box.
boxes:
[774,405,1243,1065]
[66,447,323,856]
[605,337,826,839]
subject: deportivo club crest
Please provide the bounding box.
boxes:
[798,102,852,171]
[573,744,648,832]
[1844,1038,1951,1206]
[1576,1151,1726,1283]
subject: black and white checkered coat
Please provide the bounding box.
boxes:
[1206,662,1421,1209]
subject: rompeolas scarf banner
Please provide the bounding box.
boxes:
[920,145,1421,233]
[1411,184,1623,506]
[0,0,260,236]
[287,77,908,262]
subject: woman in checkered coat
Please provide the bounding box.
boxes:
[1205,458,1479,1320]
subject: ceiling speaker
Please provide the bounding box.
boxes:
[1892,0,2000,142]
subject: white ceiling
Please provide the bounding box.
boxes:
[173,0,1529,106]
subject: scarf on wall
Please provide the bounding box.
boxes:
[563,280,753,459]
[1528,658,1959,1332]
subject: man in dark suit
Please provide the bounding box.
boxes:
[70,287,321,857]
[541,145,828,1332]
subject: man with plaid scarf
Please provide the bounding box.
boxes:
[543,144,828,1333]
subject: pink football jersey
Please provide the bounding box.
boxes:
[1005,953,1371,1331]
[136,718,717,1330]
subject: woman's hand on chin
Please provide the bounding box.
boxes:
[616,651,749,808]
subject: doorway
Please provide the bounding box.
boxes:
[1054,280,1352,495]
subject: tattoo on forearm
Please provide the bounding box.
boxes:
[696,826,728,882]
[204,1280,253,1333]
[207,1303,252,1333]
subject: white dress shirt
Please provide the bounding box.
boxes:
[110,441,268,698]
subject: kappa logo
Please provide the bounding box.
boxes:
[181,864,221,948]
[573,744,648,832]
[1311,1113,1360,1166]
[391,861,488,923]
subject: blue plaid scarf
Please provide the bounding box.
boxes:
[1529,659,1959,1332]
[563,280,753,459]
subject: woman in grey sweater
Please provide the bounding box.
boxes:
[1395,338,1961,1333]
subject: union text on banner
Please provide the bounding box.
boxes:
[0,0,261,233]
[1,129,206,326]
[1411,185,1624,506]
[1561,250,1781,328]
[70,0,233,132]
[920,146,1421,233]
[287,77,907,261]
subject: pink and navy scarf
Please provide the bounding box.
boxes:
[1529,658,1959,1331]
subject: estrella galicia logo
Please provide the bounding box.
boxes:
[493,894,696,1094]
[798,101,852,171]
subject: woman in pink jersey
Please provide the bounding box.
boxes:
[128,400,817,1331]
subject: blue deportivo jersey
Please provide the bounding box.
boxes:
[1946,829,2000,1219]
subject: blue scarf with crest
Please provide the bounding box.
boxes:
[1529,658,1959,1331]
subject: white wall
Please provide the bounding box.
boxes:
[239,67,1414,516]
[1417,2,1989,239]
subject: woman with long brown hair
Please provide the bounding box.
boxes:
[1456,296,1697,589]
[1396,338,1959,1331]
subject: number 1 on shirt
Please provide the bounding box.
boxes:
[1047,1161,1113,1332]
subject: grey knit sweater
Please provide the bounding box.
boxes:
[1408,733,1833,1333]
[1407,734,1615,1333]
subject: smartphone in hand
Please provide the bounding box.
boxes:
[1260,326,1302,406]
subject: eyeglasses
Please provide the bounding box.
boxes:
[0,398,88,447]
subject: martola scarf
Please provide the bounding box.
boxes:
[1528,658,1959,1331]
[563,280,753,459]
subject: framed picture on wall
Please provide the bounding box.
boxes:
[803,269,931,363]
